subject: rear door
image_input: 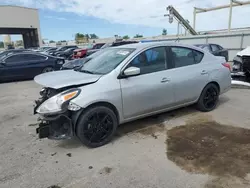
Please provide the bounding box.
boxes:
[120,46,175,119]
[21,54,49,77]
[166,46,209,105]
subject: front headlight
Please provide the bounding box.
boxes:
[36,89,81,114]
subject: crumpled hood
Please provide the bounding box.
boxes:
[34,70,102,89]
[237,46,250,56]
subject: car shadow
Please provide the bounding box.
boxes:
[57,96,229,148]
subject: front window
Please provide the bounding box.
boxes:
[129,47,167,75]
[80,48,134,74]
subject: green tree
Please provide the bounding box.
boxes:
[123,35,130,39]
[0,41,4,48]
[75,33,86,44]
[49,40,55,43]
[61,40,67,42]
[90,34,98,39]
[133,34,143,38]
[162,28,167,35]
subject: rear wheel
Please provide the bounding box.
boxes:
[42,67,54,73]
[76,106,118,148]
[196,83,219,112]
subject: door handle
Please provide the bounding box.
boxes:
[201,70,208,75]
[161,77,170,83]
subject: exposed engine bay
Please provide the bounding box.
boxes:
[232,47,250,80]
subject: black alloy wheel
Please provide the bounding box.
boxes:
[76,106,118,148]
[196,83,219,112]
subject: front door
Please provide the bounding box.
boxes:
[120,47,175,119]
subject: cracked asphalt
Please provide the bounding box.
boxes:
[1,80,250,188]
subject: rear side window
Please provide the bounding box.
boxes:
[211,44,220,52]
[5,55,22,63]
[5,54,46,63]
[171,47,203,68]
[25,54,47,61]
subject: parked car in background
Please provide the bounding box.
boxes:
[48,45,78,56]
[41,47,58,54]
[0,49,32,59]
[194,44,228,61]
[34,42,231,148]
[73,43,105,59]
[231,46,250,80]
[55,47,79,60]
[83,43,105,56]
[0,52,64,82]
[61,49,106,70]
[86,41,138,56]
[34,46,52,52]
[7,44,14,49]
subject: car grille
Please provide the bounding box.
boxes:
[242,56,250,73]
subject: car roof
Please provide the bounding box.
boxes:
[114,41,203,51]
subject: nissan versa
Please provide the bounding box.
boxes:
[33,42,231,148]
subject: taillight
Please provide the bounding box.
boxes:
[222,63,231,71]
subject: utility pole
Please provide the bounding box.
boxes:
[193,7,196,30]
[228,0,233,32]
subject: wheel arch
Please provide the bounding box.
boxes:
[208,81,220,94]
[72,101,120,134]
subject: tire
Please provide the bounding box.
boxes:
[196,83,219,112]
[42,67,54,73]
[76,106,118,148]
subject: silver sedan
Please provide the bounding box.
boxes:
[34,42,231,147]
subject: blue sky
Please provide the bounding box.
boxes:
[1,0,250,42]
[39,9,169,41]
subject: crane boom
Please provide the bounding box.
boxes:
[167,5,198,35]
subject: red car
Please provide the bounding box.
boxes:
[73,43,105,59]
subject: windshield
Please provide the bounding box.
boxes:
[80,48,134,74]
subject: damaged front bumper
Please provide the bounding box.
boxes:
[36,113,73,140]
[33,91,82,140]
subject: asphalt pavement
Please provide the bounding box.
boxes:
[0,81,250,188]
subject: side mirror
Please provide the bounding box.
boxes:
[123,66,140,77]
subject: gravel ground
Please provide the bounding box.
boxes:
[0,80,250,188]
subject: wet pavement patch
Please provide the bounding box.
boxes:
[166,117,250,178]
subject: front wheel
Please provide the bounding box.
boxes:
[76,106,118,148]
[196,83,219,112]
[42,67,54,73]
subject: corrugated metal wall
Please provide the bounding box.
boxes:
[146,32,250,61]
